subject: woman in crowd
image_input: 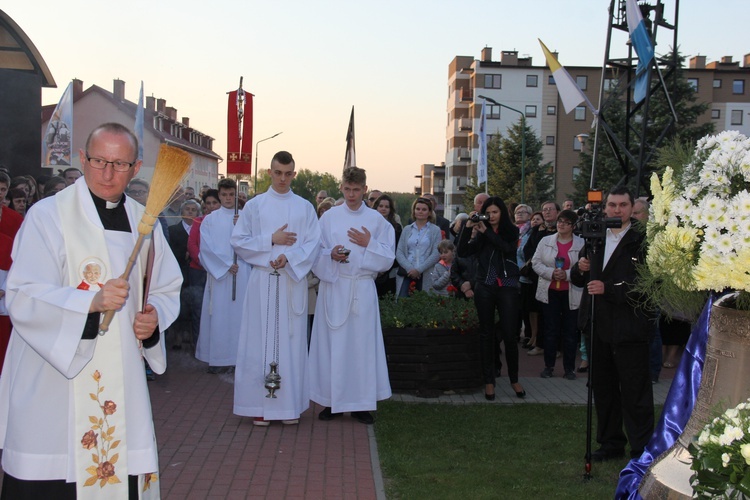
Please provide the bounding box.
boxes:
[395,197,441,298]
[531,210,584,381]
[42,176,67,198]
[7,188,27,216]
[518,208,543,350]
[373,194,402,297]
[457,196,525,400]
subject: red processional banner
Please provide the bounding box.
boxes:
[227,89,253,175]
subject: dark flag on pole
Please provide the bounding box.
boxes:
[227,81,254,175]
[343,106,356,171]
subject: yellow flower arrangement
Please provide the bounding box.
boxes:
[643,131,750,314]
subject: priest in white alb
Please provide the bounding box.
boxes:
[230,151,320,426]
[309,166,395,425]
[196,178,249,373]
[0,123,182,499]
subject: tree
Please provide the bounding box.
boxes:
[290,169,341,205]
[648,48,713,146]
[465,120,554,210]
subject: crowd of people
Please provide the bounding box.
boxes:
[0,122,678,494]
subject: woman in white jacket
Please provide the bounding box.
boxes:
[531,210,584,380]
[395,198,441,297]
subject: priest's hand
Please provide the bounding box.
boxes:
[89,278,129,313]
[348,226,371,248]
[331,245,348,262]
[228,264,239,275]
[134,304,158,341]
[272,224,297,246]
[271,254,288,269]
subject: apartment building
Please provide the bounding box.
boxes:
[442,47,750,217]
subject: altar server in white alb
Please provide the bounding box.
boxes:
[230,151,320,426]
[196,177,249,373]
[0,123,182,499]
[309,166,395,425]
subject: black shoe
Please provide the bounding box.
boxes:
[577,364,589,373]
[351,411,374,425]
[590,448,626,462]
[540,367,554,378]
[318,407,342,421]
[484,391,496,401]
[207,366,220,374]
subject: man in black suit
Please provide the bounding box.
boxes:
[167,199,201,349]
[571,186,654,462]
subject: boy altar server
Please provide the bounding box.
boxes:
[196,178,249,373]
[230,151,320,425]
[309,167,395,424]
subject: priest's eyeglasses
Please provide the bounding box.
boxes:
[86,153,136,172]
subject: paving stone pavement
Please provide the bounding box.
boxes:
[0,345,676,499]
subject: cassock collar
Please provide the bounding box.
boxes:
[267,187,294,199]
[89,190,130,232]
[343,201,366,213]
[217,205,236,215]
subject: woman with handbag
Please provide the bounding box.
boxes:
[457,196,525,400]
[395,197,441,298]
[531,210,584,380]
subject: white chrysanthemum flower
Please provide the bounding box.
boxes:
[726,408,740,419]
[722,452,731,468]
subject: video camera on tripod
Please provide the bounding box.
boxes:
[575,190,622,240]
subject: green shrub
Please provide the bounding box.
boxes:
[379,291,479,332]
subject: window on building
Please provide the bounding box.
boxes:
[731,110,744,125]
[525,105,537,118]
[548,75,556,85]
[526,75,538,87]
[576,75,588,90]
[573,167,581,179]
[546,136,555,145]
[573,137,583,151]
[687,78,699,92]
[711,109,721,119]
[734,80,745,95]
[713,79,722,89]
[547,105,556,115]
[487,105,500,119]
[484,74,502,89]
[574,106,586,121]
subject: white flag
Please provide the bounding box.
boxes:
[477,100,487,186]
[42,81,73,168]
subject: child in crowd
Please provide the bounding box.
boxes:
[431,239,456,296]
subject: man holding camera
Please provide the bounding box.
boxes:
[571,187,654,462]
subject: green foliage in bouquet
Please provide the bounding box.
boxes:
[379,291,479,332]
[689,399,750,498]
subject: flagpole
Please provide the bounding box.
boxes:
[232,77,245,301]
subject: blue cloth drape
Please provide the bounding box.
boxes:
[615,295,714,499]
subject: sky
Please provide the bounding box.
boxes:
[5,0,748,192]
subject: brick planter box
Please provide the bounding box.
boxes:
[383,327,481,398]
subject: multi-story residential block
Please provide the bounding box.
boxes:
[442,47,750,217]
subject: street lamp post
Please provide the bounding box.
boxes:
[254,132,283,193]
[478,96,526,204]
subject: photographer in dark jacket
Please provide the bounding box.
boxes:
[457,196,525,400]
[570,186,654,462]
